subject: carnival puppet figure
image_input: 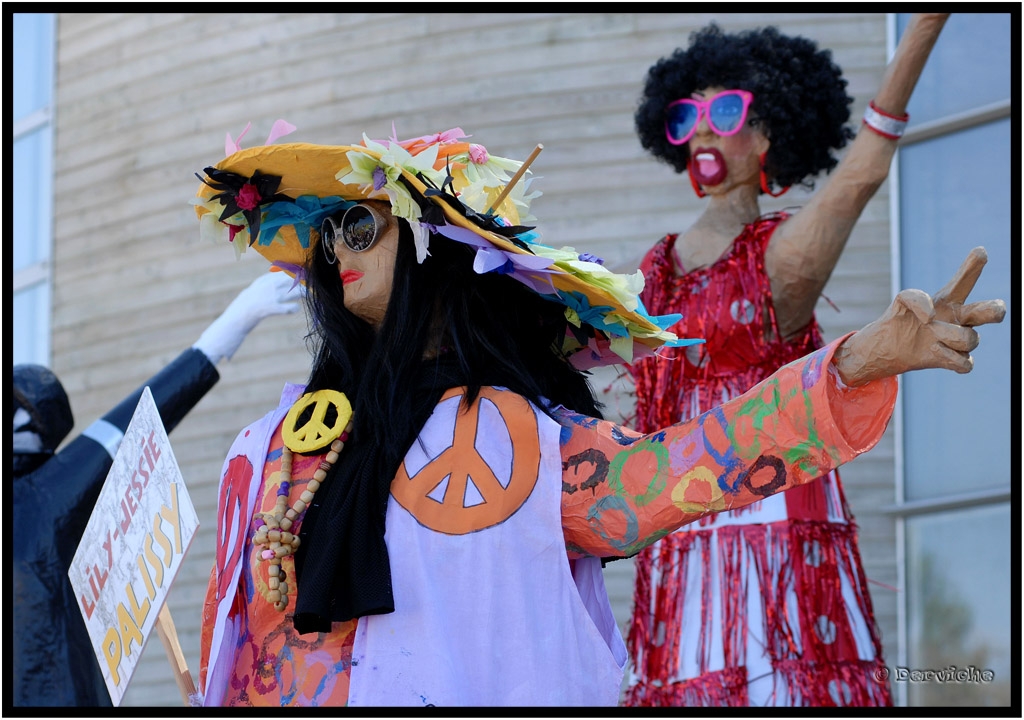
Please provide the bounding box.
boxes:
[13,272,300,707]
[625,14,949,706]
[192,126,1002,707]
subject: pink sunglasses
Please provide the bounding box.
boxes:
[665,89,754,145]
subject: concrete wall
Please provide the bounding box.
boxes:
[51,12,896,706]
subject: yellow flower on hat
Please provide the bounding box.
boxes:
[337,134,443,224]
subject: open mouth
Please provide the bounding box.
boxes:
[690,147,727,186]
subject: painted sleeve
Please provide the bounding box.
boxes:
[557,335,897,558]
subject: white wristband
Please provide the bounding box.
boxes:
[862,100,909,140]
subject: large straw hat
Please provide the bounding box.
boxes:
[194,124,697,367]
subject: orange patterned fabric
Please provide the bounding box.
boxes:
[558,339,896,559]
[222,426,356,707]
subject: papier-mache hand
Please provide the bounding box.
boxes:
[833,247,1006,386]
[193,271,304,364]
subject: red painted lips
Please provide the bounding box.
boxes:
[689,147,727,186]
[339,269,364,285]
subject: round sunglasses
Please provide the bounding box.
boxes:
[664,89,754,145]
[321,203,387,264]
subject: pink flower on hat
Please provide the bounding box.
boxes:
[236,183,262,211]
[469,144,489,164]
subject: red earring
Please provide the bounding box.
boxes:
[687,156,706,198]
[759,152,789,197]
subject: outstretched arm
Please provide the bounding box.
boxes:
[767,13,949,339]
[562,246,1004,558]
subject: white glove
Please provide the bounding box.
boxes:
[193,272,304,364]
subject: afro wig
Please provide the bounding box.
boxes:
[635,23,855,191]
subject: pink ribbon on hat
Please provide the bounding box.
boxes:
[225,119,297,156]
[402,127,469,146]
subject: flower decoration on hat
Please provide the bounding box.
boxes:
[198,168,293,253]
[193,122,703,367]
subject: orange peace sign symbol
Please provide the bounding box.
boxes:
[282,389,353,453]
[392,387,541,535]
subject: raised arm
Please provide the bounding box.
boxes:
[767,13,949,339]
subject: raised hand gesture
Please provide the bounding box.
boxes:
[833,247,1006,386]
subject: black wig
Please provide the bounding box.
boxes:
[302,216,604,439]
[635,23,855,190]
[291,207,605,629]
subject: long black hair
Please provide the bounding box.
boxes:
[302,215,604,446]
[292,207,604,629]
[635,23,855,190]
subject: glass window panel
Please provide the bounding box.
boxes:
[897,13,1011,125]
[899,119,1010,501]
[14,127,53,272]
[13,13,54,122]
[14,284,51,367]
[905,504,1011,707]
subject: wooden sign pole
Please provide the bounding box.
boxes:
[154,604,198,707]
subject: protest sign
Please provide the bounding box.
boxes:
[69,386,199,706]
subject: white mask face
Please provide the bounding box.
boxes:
[13,406,44,454]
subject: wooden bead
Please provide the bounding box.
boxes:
[280,532,294,545]
[285,508,298,521]
[291,536,300,548]
[307,480,320,493]
[269,577,279,590]
[292,500,307,514]
[313,469,328,481]
[299,490,315,504]
[278,582,289,595]
[326,451,340,464]
[269,589,281,602]
[268,530,281,542]
[268,564,280,577]
[274,600,287,611]
[280,518,293,531]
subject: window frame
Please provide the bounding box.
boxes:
[13,12,57,366]
[883,11,1014,708]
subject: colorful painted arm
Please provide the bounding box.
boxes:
[558,337,897,558]
[561,246,1004,557]
[767,13,949,339]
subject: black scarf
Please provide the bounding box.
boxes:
[291,357,479,634]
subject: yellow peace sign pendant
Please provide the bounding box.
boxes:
[282,389,353,454]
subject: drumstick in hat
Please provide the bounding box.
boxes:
[485,144,543,216]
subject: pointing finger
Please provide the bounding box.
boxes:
[934,247,988,308]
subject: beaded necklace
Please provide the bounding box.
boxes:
[253,389,353,611]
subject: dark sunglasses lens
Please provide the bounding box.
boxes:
[320,218,337,245]
[709,93,746,133]
[666,102,699,142]
[342,206,379,252]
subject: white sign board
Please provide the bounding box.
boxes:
[69,387,199,706]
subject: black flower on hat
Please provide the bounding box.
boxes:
[410,164,536,252]
[197,167,292,246]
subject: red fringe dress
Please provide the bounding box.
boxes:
[624,214,892,707]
